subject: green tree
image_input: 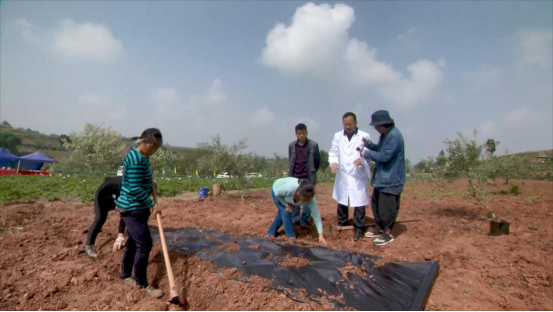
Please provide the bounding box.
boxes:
[0,131,22,153]
[434,131,497,218]
[195,135,257,196]
[195,134,252,178]
[319,149,330,173]
[251,154,268,173]
[405,158,412,174]
[150,148,184,174]
[414,157,437,173]
[59,134,72,146]
[57,123,126,173]
[1,121,12,128]
[272,153,289,177]
[485,139,500,158]
[492,150,526,184]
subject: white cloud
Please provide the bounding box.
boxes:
[479,120,495,138]
[151,87,184,119]
[516,28,553,66]
[79,93,112,107]
[396,27,417,42]
[10,19,43,45]
[260,2,444,108]
[296,117,320,133]
[152,78,228,120]
[252,107,277,126]
[78,92,127,120]
[504,107,540,126]
[376,60,444,107]
[205,79,227,105]
[149,79,327,156]
[464,65,504,91]
[10,19,123,62]
[261,3,352,76]
[52,19,123,61]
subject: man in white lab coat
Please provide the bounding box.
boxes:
[329,112,371,241]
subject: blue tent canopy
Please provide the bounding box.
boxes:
[0,148,20,167]
[19,152,54,170]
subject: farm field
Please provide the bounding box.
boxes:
[0,175,279,204]
[0,180,552,310]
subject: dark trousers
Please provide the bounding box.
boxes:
[337,204,366,232]
[371,189,401,232]
[120,209,152,288]
[86,200,125,245]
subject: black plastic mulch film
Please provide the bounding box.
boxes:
[152,228,439,311]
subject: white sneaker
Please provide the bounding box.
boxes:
[85,245,98,258]
[145,286,164,299]
[373,234,394,246]
[364,229,382,238]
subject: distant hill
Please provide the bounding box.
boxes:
[0,127,197,161]
[1,127,69,159]
[507,149,552,180]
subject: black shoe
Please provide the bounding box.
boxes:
[373,233,395,246]
[354,230,363,241]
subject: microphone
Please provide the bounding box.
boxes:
[356,137,371,151]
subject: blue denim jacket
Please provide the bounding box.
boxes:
[363,127,406,188]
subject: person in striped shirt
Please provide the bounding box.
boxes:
[115,128,164,299]
[266,177,328,245]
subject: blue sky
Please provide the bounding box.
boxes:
[1,1,552,163]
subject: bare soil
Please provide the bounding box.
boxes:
[1,180,552,310]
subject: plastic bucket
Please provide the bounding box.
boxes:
[198,187,208,199]
[213,183,221,196]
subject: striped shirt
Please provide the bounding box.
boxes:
[115,147,154,211]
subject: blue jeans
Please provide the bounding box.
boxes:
[292,205,311,226]
[266,189,296,238]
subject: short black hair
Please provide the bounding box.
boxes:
[343,112,357,122]
[382,122,395,129]
[132,128,163,146]
[295,123,307,132]
[297,179,315,198]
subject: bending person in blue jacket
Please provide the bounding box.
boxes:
[359,110,405,246]
[266,177,327,245]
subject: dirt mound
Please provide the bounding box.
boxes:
[279,255,310,268]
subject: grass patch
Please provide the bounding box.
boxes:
[0,174,282,204]
[489,281,502,290]
[527,196,540,203]
[499,185,521,196]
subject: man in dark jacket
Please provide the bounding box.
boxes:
[288,123,321,227]
[85,176,126,258]
[360,110,405,246]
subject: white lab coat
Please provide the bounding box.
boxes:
[329,129,371,207]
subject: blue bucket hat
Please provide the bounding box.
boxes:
[370,110,394,126]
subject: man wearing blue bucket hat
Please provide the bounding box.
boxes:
[360,110,405,246]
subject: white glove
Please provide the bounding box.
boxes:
[113,233,125,251]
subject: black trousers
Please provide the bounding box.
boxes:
[120,209,153,288]
[87,199,126,245]
[371,189,401,232]
[337,204,366,232]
